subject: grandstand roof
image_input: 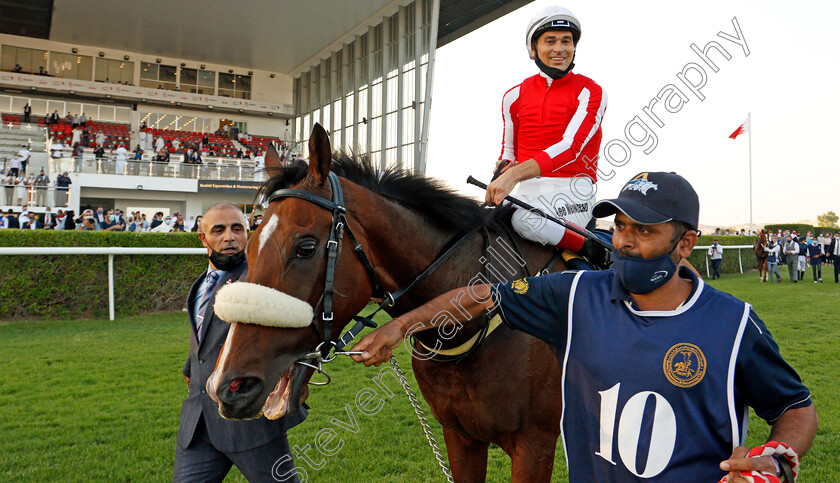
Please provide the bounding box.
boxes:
[1,0,531,76]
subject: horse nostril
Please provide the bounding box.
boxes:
[229,378,244,392]
[218,376,263,407]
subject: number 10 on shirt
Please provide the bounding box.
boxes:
[595,383,677,478]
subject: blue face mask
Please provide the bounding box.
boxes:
[613,236,683,295]
[613,251,678,294]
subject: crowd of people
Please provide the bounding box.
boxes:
[0,204,269,234]
[763,230,840,284]
[707,229,840,283]
[1,163,72,208]
[0,205,206,233]
[711,227,757,236]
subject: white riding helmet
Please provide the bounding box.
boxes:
[525,6,582,59]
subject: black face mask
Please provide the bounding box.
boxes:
[534,55,575,80]
[209,248,246,271]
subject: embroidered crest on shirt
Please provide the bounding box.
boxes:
[511,278,529,295]
[623,172,658,195]
[663,343,706,388]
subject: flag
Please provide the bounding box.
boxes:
[729,117,750,139]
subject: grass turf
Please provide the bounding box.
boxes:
[0,272,837,481]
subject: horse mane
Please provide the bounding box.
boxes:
[258,153,512,234]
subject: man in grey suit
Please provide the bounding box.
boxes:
[174,202,306,482]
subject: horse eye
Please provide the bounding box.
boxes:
[295,241,317,258]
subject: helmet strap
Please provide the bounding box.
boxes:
[534,54,575,80]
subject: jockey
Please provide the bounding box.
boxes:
[485,5,608,267]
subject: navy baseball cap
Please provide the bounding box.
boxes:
[592,172,699,230]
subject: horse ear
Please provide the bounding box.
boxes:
[307,123,331,186]
[264,143,283,172]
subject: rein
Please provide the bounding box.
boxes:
[264,172,500,380]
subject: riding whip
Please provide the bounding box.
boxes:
[467,175,613,251]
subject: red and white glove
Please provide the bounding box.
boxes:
[717,441,799,483]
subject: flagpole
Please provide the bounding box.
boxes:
[748,112,753,235]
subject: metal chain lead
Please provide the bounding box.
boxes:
[389,355,455,483]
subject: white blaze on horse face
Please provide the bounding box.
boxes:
[258,214,279,254]
[207,322,237,399]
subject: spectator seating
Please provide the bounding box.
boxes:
[1,114,131,149]
[145,128,236,157]
[239,135,283,155]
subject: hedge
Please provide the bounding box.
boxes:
[686,235,759,277]
[0,230,766,320]
[0,231,206,320]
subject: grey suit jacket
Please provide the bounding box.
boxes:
[177,261,307,452]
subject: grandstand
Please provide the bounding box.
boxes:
[0,0,531,220]
[238,135,283,156]
[144,128,236,156]
[2,115,131,149]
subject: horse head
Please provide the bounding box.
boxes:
[207,124,375,420]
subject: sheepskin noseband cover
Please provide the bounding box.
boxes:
[214,282,314,328]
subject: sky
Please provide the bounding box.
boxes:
[425,0,840,228]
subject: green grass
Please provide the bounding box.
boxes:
[0,272,837,481]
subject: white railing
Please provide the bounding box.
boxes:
[693,245,755,277]
[47,154,264,181]
[0,247,206,321]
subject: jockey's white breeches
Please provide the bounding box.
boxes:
[510,177,595,246]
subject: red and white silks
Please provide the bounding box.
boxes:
[716,441,799,483]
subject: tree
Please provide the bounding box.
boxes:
[817,211,839,229]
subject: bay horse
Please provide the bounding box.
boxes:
[754,229,768,281]
[207,124,570,482]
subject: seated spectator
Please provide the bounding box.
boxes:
[133,146,144,160]
[155,149,170,163]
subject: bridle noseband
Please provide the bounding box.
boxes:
[265,172,384,364]
[263,171,505,383]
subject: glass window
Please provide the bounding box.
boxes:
[179,67,214,94]
[140,62,158,80]
[159,65,176,83]
[139,62,176,90]
[1,46,47,75]
[95,59,134,84]
[50,52,93,81]
[198,70,215,87]
[218,72,251,99]
[180,67,197,86]
[197,69,215,94]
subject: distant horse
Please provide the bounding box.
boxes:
[754,229,769,281]
[206,124,572,482]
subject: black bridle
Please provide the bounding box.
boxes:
[264,171,492,363]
